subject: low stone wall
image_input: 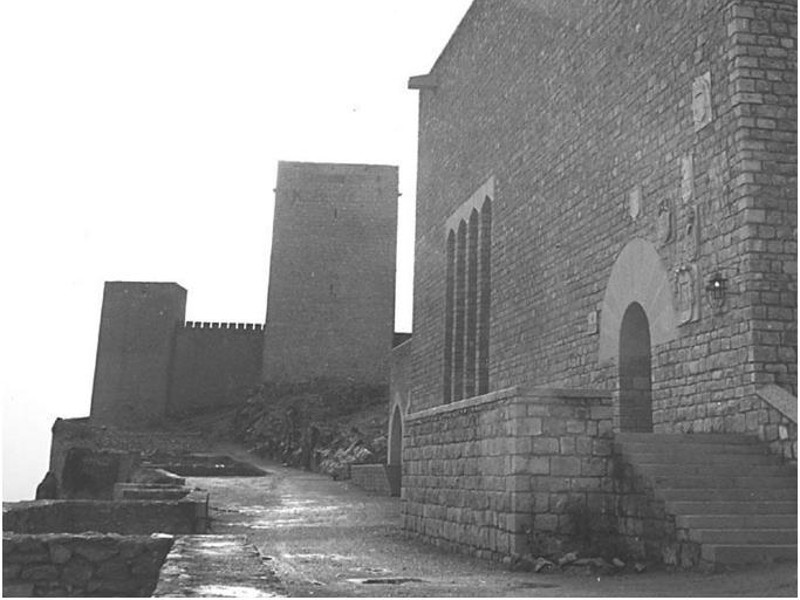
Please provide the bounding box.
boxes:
[2,532,174,597]
[403,387,614,561]
[350,464,392,495]
[3,493,209,536]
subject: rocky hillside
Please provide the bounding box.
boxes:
[172,379,390,480]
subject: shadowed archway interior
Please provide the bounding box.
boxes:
[619,302,653,432]
[388,404,403,467]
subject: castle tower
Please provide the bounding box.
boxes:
[90,282,187,428]
[262,161,398,385]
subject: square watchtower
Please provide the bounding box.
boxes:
[262,161,398,385]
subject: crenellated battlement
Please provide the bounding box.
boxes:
[182,321,264,332]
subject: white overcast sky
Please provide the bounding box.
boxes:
[1,0,472,501]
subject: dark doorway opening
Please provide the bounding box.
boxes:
[387,405,403,496]
[619,302,653,432]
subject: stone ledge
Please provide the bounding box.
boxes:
[407,386,612,422]
[153,535,281,597]
[756,384,797,424]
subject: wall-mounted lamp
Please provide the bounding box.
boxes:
[705,271,728,312]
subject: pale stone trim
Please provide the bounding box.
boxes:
[444,176,495,234]
[407,386,612,422]
[756,384,797,423]
[598,237,679,364]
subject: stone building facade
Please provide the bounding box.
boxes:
[396,0,796,563]
[89,161,398,428]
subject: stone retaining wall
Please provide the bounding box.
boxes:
[403,387,614,561]
[349,464,392,495]
[2,532,174,597]
[3,493,209,536]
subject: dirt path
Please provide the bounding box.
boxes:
[188,447,797,597]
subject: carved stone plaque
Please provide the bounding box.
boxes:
[692,71,712,131]
[707,153,728,237]
[675,264,697,324]
[657,198,673,245]
[679,203,700,261]
[628,185,642,221]
[681,154,694,205]
[587,309,599,335]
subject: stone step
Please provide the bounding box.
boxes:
[666,500,797,515]
[700,544,797,565]
[615,442,770,456]
[620,451,779,466]
[616,433,797,567]
[656,487,797,502]
[689,528,797,545]
[650,475,796,489]
[615,433,759,445]
[634,464,792,478]
[676,514,796,530]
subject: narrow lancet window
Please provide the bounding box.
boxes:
[454,221,467,402]
[444,231,455,403]
[478,197,492,395]
[465,209,479,398]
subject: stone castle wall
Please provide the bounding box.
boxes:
[88,162,399,428]
[88,283,265,427]
[262,161,398,385]
[169,321,264,416]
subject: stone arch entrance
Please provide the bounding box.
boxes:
[387,404,403,497]
[599,238,678,363]
[599,238,678,432]
[619,302,653,432]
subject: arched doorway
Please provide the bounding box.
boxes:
[387,404,403,496]
[618,302,653,432]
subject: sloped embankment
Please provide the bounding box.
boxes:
[228,379,390,479]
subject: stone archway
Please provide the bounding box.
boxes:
[618,302,653,432]
[599,238,678,432]
[387,404,403,497]
[599,238,678,364]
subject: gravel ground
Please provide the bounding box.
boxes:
[188,445,797,597]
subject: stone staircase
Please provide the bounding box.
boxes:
[615,433,797,566]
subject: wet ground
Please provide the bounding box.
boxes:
[189,446,797,597]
